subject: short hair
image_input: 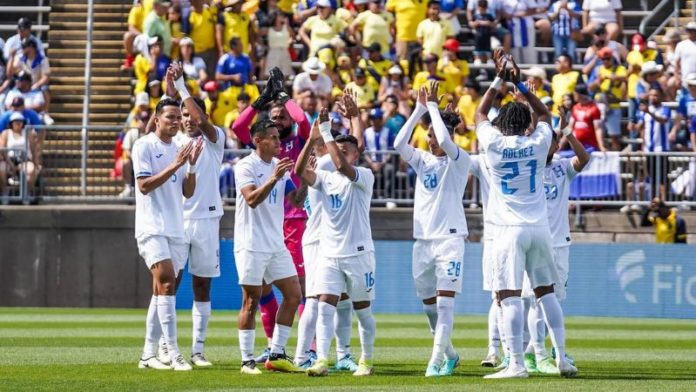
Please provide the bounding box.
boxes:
[250,119,278,138]
[155,98,181,115]
[181,97,206,112]
[557,52,573,66]
[335,134,359,148]
[237,92,251,102]
[495,102,532,136]
[440,111,460,135]
[477,0,488,7]
[428,0,441,7]
[229,37,241,49]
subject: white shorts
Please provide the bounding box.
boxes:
[302,241,321,298]
[412,237,465,299]
[522,246,569,300]
[137,235,188,271]
[314,252,376,302]
[184,217,221,278]
[491,225,558,292]
[235,248,296,286]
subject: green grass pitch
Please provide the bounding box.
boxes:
[1,308,695,391]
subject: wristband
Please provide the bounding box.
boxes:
[516,82,529,94]
[175,77,191,101]
[319,121,333,143]
[187,164,197,174]
[562,126,572,137]
[489,77,503,90]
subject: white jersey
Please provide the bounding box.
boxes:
[311,166,374,257]
[469,154,493,239]
[302,154,335,246]
[476,121,552,226]
[132,132,188,240]
[234,152,296,252]
[176,127,226,220]
[406,148,471,240]
[544,157,578,247]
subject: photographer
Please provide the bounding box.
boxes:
[641,198,688,244]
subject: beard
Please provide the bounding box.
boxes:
[279,126,293,139]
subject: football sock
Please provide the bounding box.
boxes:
[527,300,547,360]
[497,301,507,353]
[271,324,292,355]
[259,291,278,341]
[501,296,524,369]
[294,297,318,364]
[424,302,457,359]
[355,306,376,361]
[522,296,532,351]
[192,301,211,355]
[538,293,567,364]
[487,300,501,356]
[316,301,337,361]
[238,329,255,362]
[429,296,455,366]
[335,299,353,359]
[143,295,161,358]
[157,295,180,358]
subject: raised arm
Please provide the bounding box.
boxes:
[559,107,590,172]
[426,81,460,160]
[170,64,218,143]
[318,108,357,181]
[509,56,552,125]
[295,116,321,186]
[394,88,427,161]
[336,89,364,152]
[476,48,506,125]
[231,105,257,146]
[282,95,311,140]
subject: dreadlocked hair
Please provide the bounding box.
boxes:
[440,111,460,135]
[495,102,532,136]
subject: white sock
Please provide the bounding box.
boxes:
[295,297,319,364]
[501,296,524,369]
[522,296,532,352]
[496,301,507,354]
[527,300,547,360]
[143,295,161,358]
[538,293,567,365]
[316,301,337,361]
[429,296,455,366]
[192,301,211,355]
[423,302,457,358]
[238,329,255,362]
[487,300,501,356]
[354,306,376,361]
[270,324,292,355]
[157,295,180,358]
[334,299,353,360]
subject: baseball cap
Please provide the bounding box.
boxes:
[148,35,162,47]
[17,17,31,29]
[388,65,402,75]
[365,42,381,53]
[135,92,150,106]
[179,36,194,47]
[316,0,332,8]
[15,71,31,81]
[522,66,547,80]
[598,46,613,59]
[147,78,162,88]
[686,73,696,86]
[443,38,460,52]
[369,108,383,119]
[640,61,663,76]
[686,21,696,31]
[203,80,219,92]
[9,112,25,123]
[354,67,366,77]
[11,96,25,107]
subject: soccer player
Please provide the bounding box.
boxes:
[393,82,471,377]
[525,106,589,374]
[475,50,577,378]
[234,119,307,375]
[134,97,203,371]
[293,92,364,372]
[232,68,311,362]
[296,109,376,377]
[169,63,226,367]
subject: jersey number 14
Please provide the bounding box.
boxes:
[501,160,537,195]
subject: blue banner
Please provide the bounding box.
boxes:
[176,240,696,319]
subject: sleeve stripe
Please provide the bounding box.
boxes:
[352,167,360,183]
[454,149,460,161]
[135,171,152,177]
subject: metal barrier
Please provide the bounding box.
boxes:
[0,126,32,204]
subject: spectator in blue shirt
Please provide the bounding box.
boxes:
[0,97,42,133]
[549,0,581,62]
[215,37,253,91]
[440,0,465,36]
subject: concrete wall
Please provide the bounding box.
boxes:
[0,206,693,307]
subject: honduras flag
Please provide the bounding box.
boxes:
[569,152,622,199]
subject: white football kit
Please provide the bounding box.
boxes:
[132,132,189,270]
[476,121,558,291]
[469,154,497,293]
[176,128,226,278]
[302,154,335,297]
[234,151,297,285]
[311,166,376,302]
[406,147,471,299]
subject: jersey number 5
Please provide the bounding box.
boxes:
[500,160,537,195]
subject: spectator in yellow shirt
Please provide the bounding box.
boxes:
[349,0,395,58]
[345,67,377,109]
[168,4,184,60]
[122,0,148,69]
[299,0,347,57]
[438,38,469,96]
[410,114,430,151]
[641,198,688,243]
[453,123,477,152]
[386,0,428,60]
[521,66,550,99]
[412,54,452,108]
[551,53,581,115]
[188,0,219,77]
[216,0,255,58]
[416,1,453,57]
[358,43,394,94]
[457,80,482,131]
[590,46,627,150]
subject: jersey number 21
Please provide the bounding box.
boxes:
[501,161,537,194]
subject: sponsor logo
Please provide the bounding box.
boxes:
[155,153,163,158]
[615,250,645,304]
[357,246,364,252]
[449,228,457,234]
[209,206,216,211]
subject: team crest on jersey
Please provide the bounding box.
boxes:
[171,174,177,183]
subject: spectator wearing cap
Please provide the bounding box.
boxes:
[675,22,696,88]
[378,65,410,113]
[386,0,428,61]
[179,36,209,90]
[439,0,465,36]
[144,0,173,57]
[203,81,227,126]
[216,0,254,59]
[363,107,396,198]
[293,57,333,99]
[7,38,50,104]
[0,111,40,201]
[299,0,347,57]
[581,0,623,41]
[566,84,606,152]
[134,35,171,94]
[551,53,581,116]
[438,38,469,95]
[3,18,45,62]
[125,92,151,129]
[296,0,339,21]
[548,0,581,62]
[187,0,220,78]
[675,74,696,154]
[4,72,51,125]
[145,76,165,112]
[358,43,394,94]
[590,45,627,150]
[345,68,377,110]
[350,0,394,59]
[470,0,496,64]
[416,1,454,58]
[629,61,663,133]
[582,24,627,80]
[457,80,482,131]
[263,10,295,79]
[641,198,688,244]
[521,66,550,100]
[0,96,42,143]
[119,109,150,198]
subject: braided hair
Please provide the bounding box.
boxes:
[494,102,532,136]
